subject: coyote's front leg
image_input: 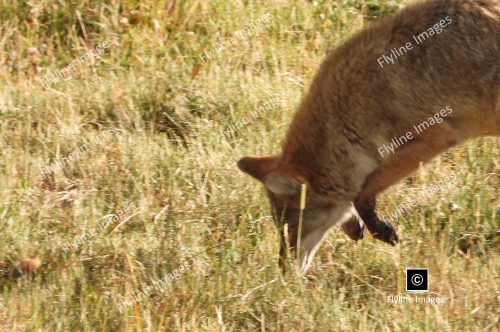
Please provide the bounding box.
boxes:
[354,196,399,245]
[341,214,366,241]
[353,130,460,245]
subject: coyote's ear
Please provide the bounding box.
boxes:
[265,173,301,195]
[237,156,278,181]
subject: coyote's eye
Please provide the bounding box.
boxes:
[267,191,294,228]
[268,193,283,224]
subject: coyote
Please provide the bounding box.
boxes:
[237,0,499,274]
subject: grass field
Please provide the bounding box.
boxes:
[0,0,498,330]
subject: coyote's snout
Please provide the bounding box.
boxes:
[238,0,499,274]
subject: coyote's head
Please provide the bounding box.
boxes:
[237,156,364,274]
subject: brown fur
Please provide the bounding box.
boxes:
[238,0,499,273]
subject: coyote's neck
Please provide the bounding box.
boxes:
[280,75,378,200]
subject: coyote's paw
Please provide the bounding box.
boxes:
[341,215,366,242]
[374,220,399,246]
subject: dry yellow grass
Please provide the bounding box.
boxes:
[0,0,498,330]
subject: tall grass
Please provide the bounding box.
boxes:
[0,0,498,330]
